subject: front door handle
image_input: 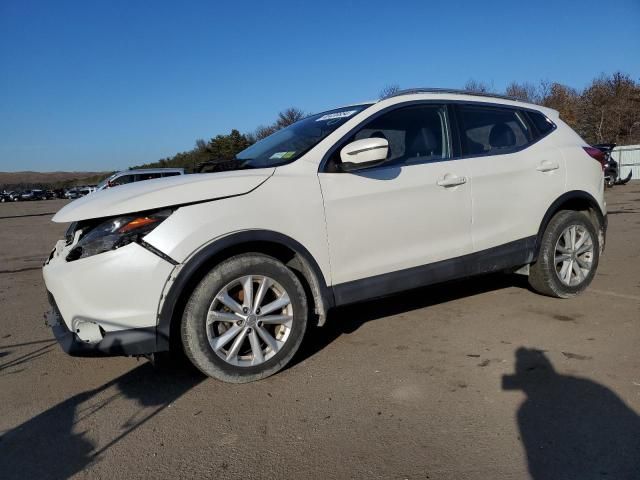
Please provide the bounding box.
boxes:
[536,160,560,172]
[437,174,467,187]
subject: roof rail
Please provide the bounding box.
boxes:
[387,88,522,102]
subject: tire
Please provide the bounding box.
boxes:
[181,253,308,383]
[529,210,599,298]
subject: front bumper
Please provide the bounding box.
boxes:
[46,297,157,356]
[43,240,175,356]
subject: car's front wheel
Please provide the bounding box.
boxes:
[529,210,600,298]
[181,254,308,383]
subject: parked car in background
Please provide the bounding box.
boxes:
[65,186,96,199]
[64,188,80,199]
[20,189,46,201]
[96,168,185,191]
[593,143,632,187]
[78,186,96,196]
[44,89,607,383]
[1,191,21,202]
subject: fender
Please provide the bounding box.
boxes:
[156,230,333,351]
[534,190,607,259]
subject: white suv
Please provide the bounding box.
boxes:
[43,89,607,382]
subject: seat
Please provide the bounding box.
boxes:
[403,127,439,163]
[489,123,517,149]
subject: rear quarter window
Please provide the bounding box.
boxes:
[527,110,556,138]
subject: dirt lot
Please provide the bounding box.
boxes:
[0,188,639,479]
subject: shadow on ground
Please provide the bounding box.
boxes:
[504,348,640,479]
[0,360,204,480]
[295,272,529,366]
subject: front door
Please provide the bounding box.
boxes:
[318,104,473,301]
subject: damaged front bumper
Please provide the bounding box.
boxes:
[44,293,158,357]
[43,237,175,357]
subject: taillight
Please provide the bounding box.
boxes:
[583,146,606,171]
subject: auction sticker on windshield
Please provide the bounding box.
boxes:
[315,110,358,122]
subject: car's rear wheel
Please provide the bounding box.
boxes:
[529,210,599,298]
[181,254,308,383]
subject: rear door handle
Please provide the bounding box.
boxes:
[536,160,560,172]
[437,174,467,187]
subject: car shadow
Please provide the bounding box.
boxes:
[503,348,640,479]
[293,272,529,367]
[0,355,204,480]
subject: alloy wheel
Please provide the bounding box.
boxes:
[206,275,293,367]
[554,224,594,286]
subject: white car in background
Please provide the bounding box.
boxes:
[95,168,185,191]
[43,89,607,383]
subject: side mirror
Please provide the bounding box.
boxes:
[340,137,389,171]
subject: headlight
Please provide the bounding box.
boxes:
[66,209,173,261]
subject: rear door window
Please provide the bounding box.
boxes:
[459,105,531,156]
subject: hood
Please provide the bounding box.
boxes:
[53,168,274,223]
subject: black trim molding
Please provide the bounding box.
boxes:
[332,236,536,306]
[51,322,157,357]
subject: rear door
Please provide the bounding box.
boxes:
[457,103,565,253]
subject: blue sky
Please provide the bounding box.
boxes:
[1,0,639,172]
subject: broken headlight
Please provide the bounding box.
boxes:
[66,209,173,261]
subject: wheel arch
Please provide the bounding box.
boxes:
[535,190,606,260]
[156,230,334,351]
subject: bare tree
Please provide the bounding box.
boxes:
[254,107,305,140]
[538,82,580,127]
[576,72,640,144]
[464,79,493,94]
[505,82,540,103]
[276,107,305,128]
[379,84,401,99]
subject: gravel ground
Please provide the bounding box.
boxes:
[0,186,638,479]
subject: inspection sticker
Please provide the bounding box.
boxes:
[315,110,358,122]
[269,151,296,159]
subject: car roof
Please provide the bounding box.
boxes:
[381,88,558,117]
[387,88,521,102]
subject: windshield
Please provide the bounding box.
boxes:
[235,104,372,168]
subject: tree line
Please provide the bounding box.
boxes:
[132,108,305,172]
[136,71,639,172]
[467,71,640,146]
